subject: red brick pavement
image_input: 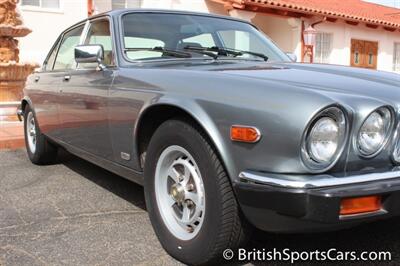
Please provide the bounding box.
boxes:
[0,121,25,150]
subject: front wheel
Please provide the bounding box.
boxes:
[24,105,58,165]
[144,119,250,265]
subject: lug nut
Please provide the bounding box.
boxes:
[186,184,195,191]
[186,200,194,208]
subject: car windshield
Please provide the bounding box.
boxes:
[122,13,290,62]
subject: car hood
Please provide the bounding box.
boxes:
[209,62,400,103]
[145,60,400,104]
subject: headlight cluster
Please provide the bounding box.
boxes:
[302,105,398,172]
[301,107,347,171]
[357,107,393,157]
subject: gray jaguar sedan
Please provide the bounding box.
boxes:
[19,9,400,265]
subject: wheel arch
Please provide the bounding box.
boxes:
[134,101,236,180]
[21,97,32,113]
[20,97,39,124]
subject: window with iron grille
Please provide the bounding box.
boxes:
[393,43,400,72]
[21,0,60,8]
[314,32,333,64]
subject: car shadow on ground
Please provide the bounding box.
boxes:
[57,149,400,265]
[58,149,147,211]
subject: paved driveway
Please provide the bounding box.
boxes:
[1,149,400,265]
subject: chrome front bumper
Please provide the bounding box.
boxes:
[235,168,400,232]
[239,169,400,189]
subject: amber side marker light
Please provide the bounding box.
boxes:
[231,126,261,143]
[340,195,381,216]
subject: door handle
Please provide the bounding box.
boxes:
[63,75,71,81]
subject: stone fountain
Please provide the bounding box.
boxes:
[0,0,37,121]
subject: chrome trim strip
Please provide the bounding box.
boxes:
[339,209,387,220]
[239,170,400,189]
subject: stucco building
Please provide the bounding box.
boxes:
[18,0,400,73]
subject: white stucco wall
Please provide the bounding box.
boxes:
[16,0,400,72]
[313,20,400,72]
[251,14,301,59]
[92,0,226,14]
[18,0,88,65]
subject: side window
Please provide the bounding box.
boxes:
[53,25,84,71]
[44,37,61,71]
[83,18,113,67]
[314,33,333,64]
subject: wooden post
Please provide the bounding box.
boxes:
[88,0,94,17]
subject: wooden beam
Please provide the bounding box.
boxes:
[346,20,359,26]
[241,2,313,18]
[247,5,259,12]
[384,26,396,32]
[366,24,379,29]
[326,17,338,23]
[243,6,309,18]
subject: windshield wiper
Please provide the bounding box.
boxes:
[182,45,218,59]
[184,45,268,61]
[124,46,192,58]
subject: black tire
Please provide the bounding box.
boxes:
[144,118,250,265]
[24,105,58,165]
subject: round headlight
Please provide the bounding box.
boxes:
[302,106,347,171]
[308,117,339,163]
[357,107,392,157]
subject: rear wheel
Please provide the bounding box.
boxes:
[144,119,250,265]
[24,105,58,164]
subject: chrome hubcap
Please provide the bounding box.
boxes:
[26,112,37,154]
[155,145,205,240]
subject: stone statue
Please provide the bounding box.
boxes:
[0,0,37,121]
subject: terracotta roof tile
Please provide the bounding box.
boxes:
[223,0,400,28]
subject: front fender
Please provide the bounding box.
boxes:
[134,96,238,181]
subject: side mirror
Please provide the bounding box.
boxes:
[286,52,297,62]
[75,44,104,64]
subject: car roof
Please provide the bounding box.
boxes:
[69,8,251,30]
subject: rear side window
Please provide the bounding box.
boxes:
[53,25,84,70]
[44,37,60,71]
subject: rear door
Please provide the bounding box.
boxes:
[28,35,63,139]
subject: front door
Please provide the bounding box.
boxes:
[57,17,115,160]
[52,23,88,148]
[350,39,378,69]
